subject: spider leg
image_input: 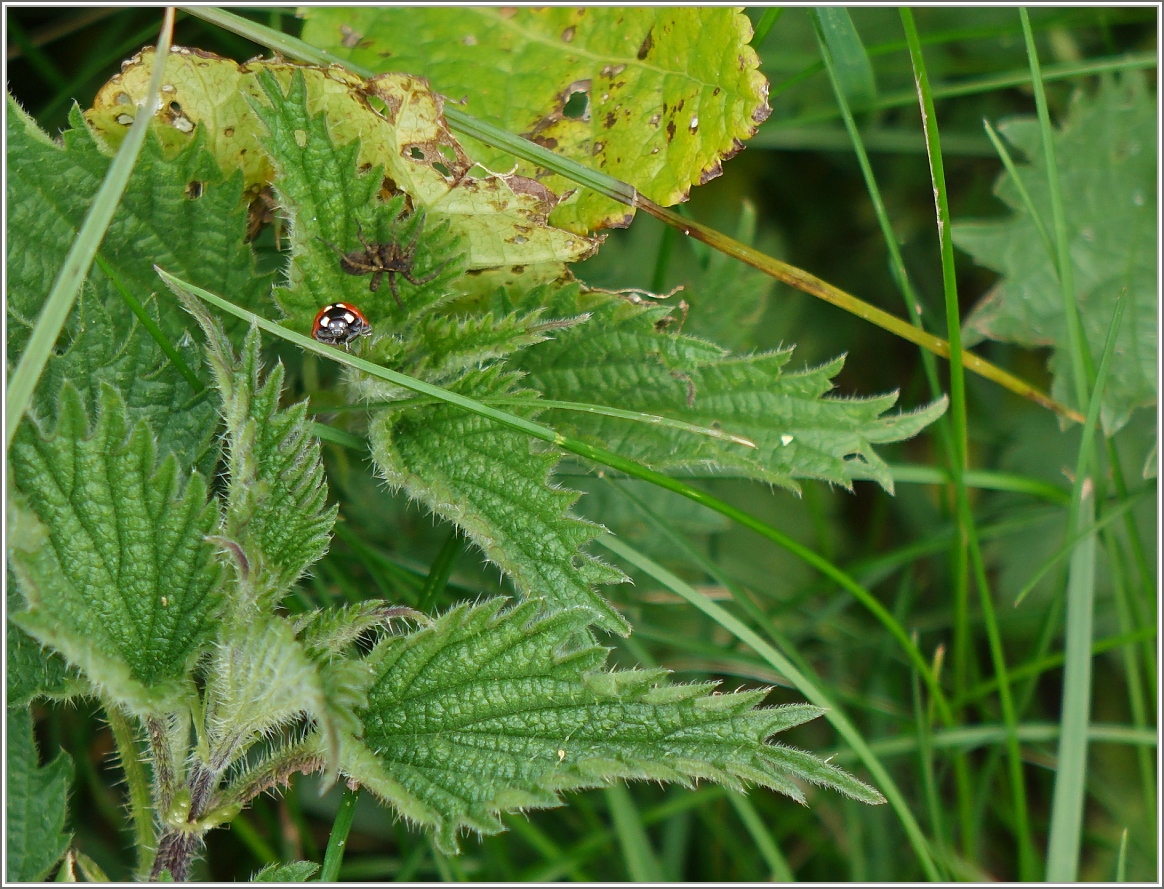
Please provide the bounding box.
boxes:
[402,256,452,287]
[354,219,374,252]
[387,272,403,308]
[369,270,384,293]
[317,235,347,259]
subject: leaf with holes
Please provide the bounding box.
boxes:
[86,52,598,278]
[301,7,771,233]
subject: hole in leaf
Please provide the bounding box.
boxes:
[437,144,456,162]
[563,88,589,119]
[408,146,425,160]
[433,162,451,177]
[185,181,204,199]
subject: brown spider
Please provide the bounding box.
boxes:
[318,217,448,308]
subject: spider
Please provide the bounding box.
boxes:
[318,217,449,308]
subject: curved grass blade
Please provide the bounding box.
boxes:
[597,534,939,881]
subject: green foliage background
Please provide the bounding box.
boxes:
[5,6,1158,883]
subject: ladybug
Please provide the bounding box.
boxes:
[312,302,371,347]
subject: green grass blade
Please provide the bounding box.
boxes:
[1013,487,1144,607]
[597,534,941,882]
[605,785,664,882]
[749,7,784,47]
[901,9,1035,869]
[318,786,358,881]
[1114,829,1129,881]
[813,8,877,111]
[1019,8,1091,412]
[5,9,175,449]
[1044,490,1098,881]
[1045,297,1126,882]
[726,791,794,881]
[827,722,1157,763]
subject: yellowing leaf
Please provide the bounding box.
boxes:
[85,48,597,270]
[300,7,771,232]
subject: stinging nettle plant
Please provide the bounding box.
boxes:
[7,8,965,881]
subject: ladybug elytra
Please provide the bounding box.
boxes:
[312,302,371,346]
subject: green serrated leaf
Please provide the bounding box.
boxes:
[6,90,269,471]
[301,7,771,232]
[9,384,222,714]
[251,860,321,882]
[954,74,1157,435]
[341,598,874,853]
[5,706,73,882]
[367,368,629,635]
[8,93,271,347]
[182,313,337,602]
[514,288,945,492]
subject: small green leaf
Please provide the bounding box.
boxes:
[341,598,876,853]
[9,385,222,714]
[515,288,945,492]
[5,706,73,882]
[179,310,337,603]
[368,368,629,635]
[203,616,371,779]
[301,7,772,232]
[251,860,321,882]
[954,74,1157,435]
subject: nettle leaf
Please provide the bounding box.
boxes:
[368,368,629,635]
[301,7,772,233]
[182,305,337,602]
[8,385,222,715]
[5,707,73,882]
[7,575,84,708]
[8,93,271,347]
[87,51,597,277]
[514,288,946,492]
[251,861,321,882]
[341,598,881,853]
[954,74,1157,435]
[5,91,265,470]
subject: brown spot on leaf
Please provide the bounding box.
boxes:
[340,24,362,48]
[600,63,626,78]
[666,120,675,142]
[224,127,234,137]
[561,25,575,42]
[637,27,653,59]
[532,135,559,150]
[698,162,722,185]
[511,265,525,274]
[604,111,616,129]
[498,7,518,18]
